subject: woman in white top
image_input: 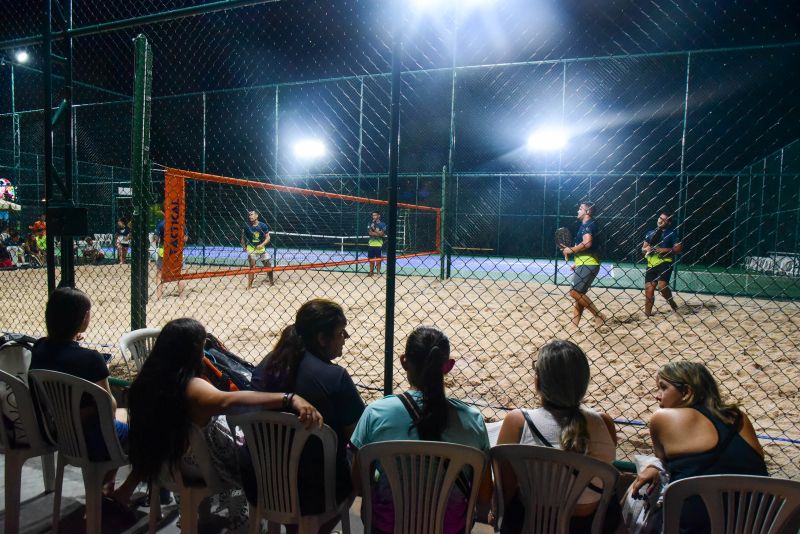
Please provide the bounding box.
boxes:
[495,339,618,533]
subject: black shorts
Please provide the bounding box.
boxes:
[368,246,383,259]
[645,262,674,284]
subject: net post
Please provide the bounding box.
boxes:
[130,34,153,331]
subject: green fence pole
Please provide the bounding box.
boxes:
[355,78,364,272]
[383,6,403,397]
[130,34,153,331]
[201,92,207,265]
[440,165,446,279]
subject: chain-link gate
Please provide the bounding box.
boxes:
[1,0,798,480]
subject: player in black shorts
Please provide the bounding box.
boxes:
[642,212,683,316]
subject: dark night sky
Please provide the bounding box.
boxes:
[1,0,799,175]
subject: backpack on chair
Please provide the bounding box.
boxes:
[201,334,255,392]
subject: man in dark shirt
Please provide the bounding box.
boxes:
[560,202,606,327]
[240,210,274,289]
[642,212,682,316]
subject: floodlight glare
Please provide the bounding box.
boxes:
[15,50,30,64]
[293,139,327,160]
[527,127,568,152]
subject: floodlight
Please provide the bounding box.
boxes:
[292,139,327,160]
[15,51,29,64]
[527,127,568,152]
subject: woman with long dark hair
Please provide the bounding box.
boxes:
[350,326,491,534]
[128,318,322,488]
[250,299,365,525]
[494,339,617,533]
[629,361,767,533]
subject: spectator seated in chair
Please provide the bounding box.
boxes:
[82,236,106,264]
[628,361,767,534]
[495,340,619,534]
[248,298,365,533]
[350,326,492,534]
[29,287,141,506]
[127,318,323,528]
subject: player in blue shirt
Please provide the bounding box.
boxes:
[642,212,683,316]
[240,210,274,289]
[367,211,387,276]
[560,202,606,328]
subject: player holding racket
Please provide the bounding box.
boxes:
[241,210,274,289]
[642,212,682,316]
[560,202,607,328]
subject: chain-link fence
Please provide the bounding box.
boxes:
[1,0,799,478]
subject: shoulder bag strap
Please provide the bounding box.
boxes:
[520,409,553,447]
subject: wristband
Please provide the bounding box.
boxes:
[282,392,291,410]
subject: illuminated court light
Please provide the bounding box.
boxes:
[15,50,30,64]
[527,127,568,152]
[292,139,327,160]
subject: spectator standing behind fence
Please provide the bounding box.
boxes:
[128,318,322,525]
[248,299,365,531]
[629,361,767,533]
[494,339,618,533]
[350,326,492,534]
[115,217,131,264]
[29,287,141,506]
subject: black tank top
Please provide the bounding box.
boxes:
[666,404,767,533]
[666,404,767,481]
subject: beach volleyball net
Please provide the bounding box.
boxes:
[160,168,441,282]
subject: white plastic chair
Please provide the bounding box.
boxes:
[148,423,237,533]
[490,444,619,534]
[0,369,57,534]
[229,411,353,534]
[119,328,161,372]
[356,440,487,534]
[662,474,800,534]
[28,369,130,534]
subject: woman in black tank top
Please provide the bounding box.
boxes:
[631,361,767,533]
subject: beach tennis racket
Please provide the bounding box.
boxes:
[555,227,572,251]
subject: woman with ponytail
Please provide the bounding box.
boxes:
[250,299,365,525]
[495,340,617,533]
[350,326,491,534]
